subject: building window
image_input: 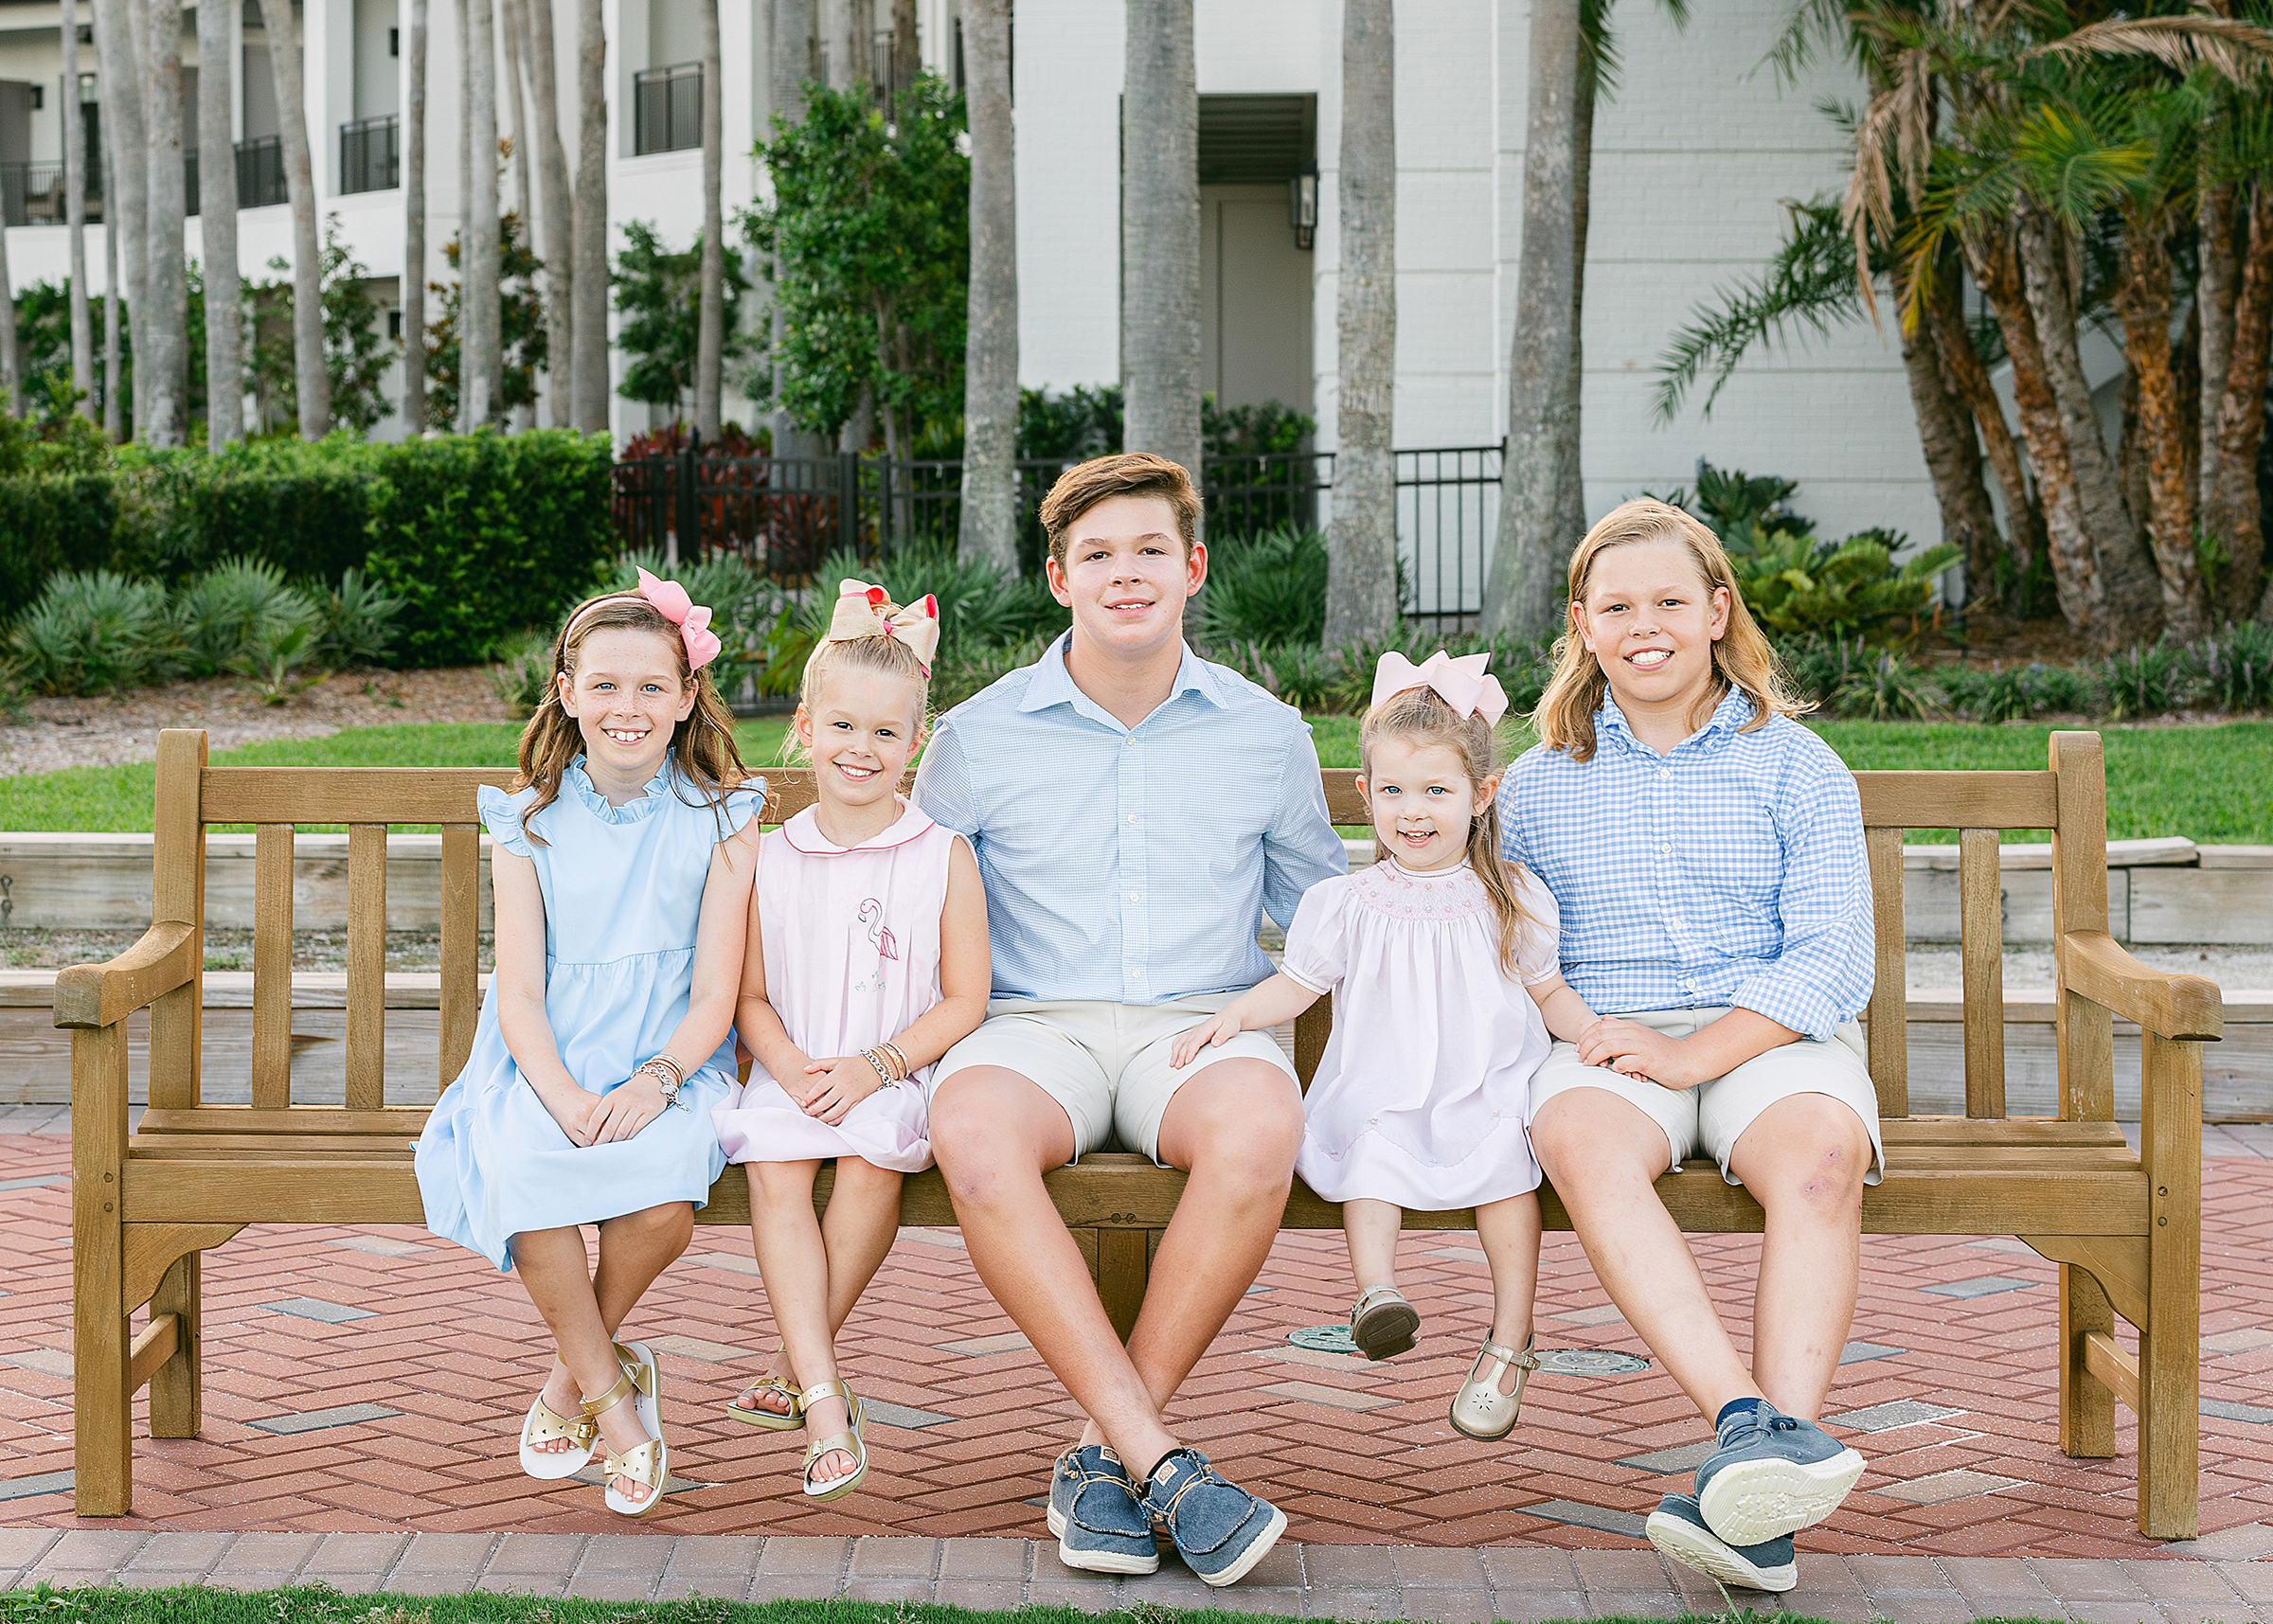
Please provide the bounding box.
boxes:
[340,114,401,193]
[633,62,701,155]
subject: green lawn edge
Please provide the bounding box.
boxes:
[0,1586,2074,1624]
[3,715,2266,843]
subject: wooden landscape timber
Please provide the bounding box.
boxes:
[63,730,2219,1539]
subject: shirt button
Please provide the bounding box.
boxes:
[1129,891,1140,901]
[1128,814,1138,825]
[1661,843,1673,855]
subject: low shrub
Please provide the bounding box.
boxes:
[172,557,322,679]
[1725,525,1959,644]
[2191,619,2273,711]
[1197,526,1330,649]
[314,567,407,669]
[2096,638,2191,720]
[490,630,557,719]
[0,473,124,623]
[9,570,174,695]
[1777,633,1942,719]
[134,437,381,583]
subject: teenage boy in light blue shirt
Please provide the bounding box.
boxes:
[915,453,1344,1589]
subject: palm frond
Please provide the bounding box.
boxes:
[2026,16,2273,83]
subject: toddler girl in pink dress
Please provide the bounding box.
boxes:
[712,580,989,1501]
[1174,651,1597,1443]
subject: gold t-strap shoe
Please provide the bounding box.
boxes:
[582,1368,669,1517]
[798,1378,868,1502]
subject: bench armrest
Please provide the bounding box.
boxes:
[54,920,198,1030]
[2060,929,2223,1042]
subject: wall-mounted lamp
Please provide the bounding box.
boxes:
[1288,165,1317,251]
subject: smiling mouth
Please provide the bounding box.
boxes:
[1104,598,1154,612]
[835,762,880,780]
[602,726,650,746]
[1627,648,1673,670]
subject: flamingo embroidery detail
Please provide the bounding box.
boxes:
[858,899,899,962]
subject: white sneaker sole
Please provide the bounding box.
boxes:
[1196,1502,1289,1588]
[1646,1508,1797,1593]
[1697,1446,1866,1544]
[1046,1504,1161,1575]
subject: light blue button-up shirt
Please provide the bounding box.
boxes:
[913,634,1347,1004]
[1497,688,1874,1041]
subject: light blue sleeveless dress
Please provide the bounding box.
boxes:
[415,753,762,1272]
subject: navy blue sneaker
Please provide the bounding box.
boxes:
[1047,1445,1159,1575]
[1135,1447,1288,1588]
[1694,1399,1865,1544]
[1647,1493,1798,1593]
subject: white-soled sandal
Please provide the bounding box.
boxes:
[1449,1335,1538,1441]
[798,1378,868,1502]
[517,1370,598,1480]
[584,1367,670,1517]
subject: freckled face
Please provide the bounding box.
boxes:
[1358,735,1494,872]
[1573,540,1730,718]
[797,666,926,812]
[557,626,694,779]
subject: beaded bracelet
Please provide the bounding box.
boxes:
[860,1048,895,1088]
[878,1041,911,1082]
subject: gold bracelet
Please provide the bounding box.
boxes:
[880,1041,911,1081]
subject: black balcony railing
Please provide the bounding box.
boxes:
[633,62,701,154]
[184,135,289,216]
[340,115,400,193]
[0,155,104,227]
[610,442,1503,629]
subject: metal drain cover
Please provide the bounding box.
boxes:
[1289,1324,1358,1354]
[1534,1347,1650,1376]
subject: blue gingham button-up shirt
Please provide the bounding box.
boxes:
[1496,688,1874,1041]
[913,634,1347,1004]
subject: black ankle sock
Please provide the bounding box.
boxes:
[1715,1396,1768,1428]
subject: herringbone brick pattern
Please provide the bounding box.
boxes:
[4,1126,2269,1561]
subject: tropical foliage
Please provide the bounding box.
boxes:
[422,213,550,432]
[611,223,754,416]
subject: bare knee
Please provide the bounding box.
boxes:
[1740,1098,1870,1220]
[1530,1094,1664,1197]
[1176,1069,1301,1186]
[929,1080,1052,1207]
[614,1201,694,1249]
[748,1161,820,1213]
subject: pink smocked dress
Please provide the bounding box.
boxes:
[1287,857,1559,1209]
[712,799,958,1173]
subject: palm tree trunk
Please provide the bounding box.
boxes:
[569,0,608,430]
[521,0,571,428]
[464,0,502,428]
[63,4,94,419]
[2014,206,2160,648]
[1485,0,1584,637]
[260,0,331,437]
[2198,179,2238,524]
[769,0,823,464]
[1925,270,2039,577]
[92,0,148,434]
[101,124,121,435]
[1120,0,1203,495]
[890,0,915,94]
[403,0,428,430]
[958,0,1017,571]
[2115,216,2205,634]
[824,0,859,88]
[196,0,242,446]
[501,0,532,226]
[694,0,724,439]
[139,0,188,445]
[1325,0,1396,650]
[1901,297,1999,605]
[2210,182,2273,625]
[0,223,18,416]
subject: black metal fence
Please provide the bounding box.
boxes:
[340,115,400,194]
[184,135,290,217]
[634,63,702,154]
[611,441,1502,629]
[0,155,102,227]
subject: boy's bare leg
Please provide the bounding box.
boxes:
[1475,1192,1544,1394]
[1342,1197,1403,1295]
[931,1065,1183,1482]
[1530,1090,1760,1422]
[1727,1094,1870,1419]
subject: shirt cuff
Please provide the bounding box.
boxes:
[1727,976,1843,1044]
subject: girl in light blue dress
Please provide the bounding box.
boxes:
[416,570,761,1519]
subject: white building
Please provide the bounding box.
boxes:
[1,0,1945,562]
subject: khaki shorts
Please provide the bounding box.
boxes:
[935,993,1298,1166]
[1528,1007,1885,1187]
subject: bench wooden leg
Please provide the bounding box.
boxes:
[1094,1230,1151,1344]
[70,1024,133,1516]
[150,1253,202,1438]
[2138,1033,2202,1540]
[2059,1263,2116,1459]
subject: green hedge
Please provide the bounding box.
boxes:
[0,430,614,667]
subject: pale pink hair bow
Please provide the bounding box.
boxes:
[827,579,941,675]
[634,566,722,672]
[1371,650,1509,726]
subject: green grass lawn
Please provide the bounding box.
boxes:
[0,714,2264,843]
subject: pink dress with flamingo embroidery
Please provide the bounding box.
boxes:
[712,799,957,1173]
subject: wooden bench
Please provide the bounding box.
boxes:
[64,727,2221,1535]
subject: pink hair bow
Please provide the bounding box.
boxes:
[827,579,941,675]
[635,566,722,673]
[1371,650,1509,726]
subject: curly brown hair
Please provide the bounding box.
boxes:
[511,591,749,844]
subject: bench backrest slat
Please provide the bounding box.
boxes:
[251,824,295,1109]
[1864,827,1908,1116]
[151,731,208,1111]
[1959,827,2008,1117]
[346,824,389,1108]
[440,823,482,1084]
[2049,733,2113,1122]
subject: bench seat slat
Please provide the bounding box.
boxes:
[134,1107,436,1136]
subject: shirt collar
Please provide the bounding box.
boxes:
[1014,633,1226,723]
[779,797,935,855]
[1595,685,1757,757]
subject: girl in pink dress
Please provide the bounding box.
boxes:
[712,581,989,1501]
[1174,651,1599,1444]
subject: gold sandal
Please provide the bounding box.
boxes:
[798,1378,868,1502]
[725,1374,805,1431]
[518,1376,598,1480]
[583,1368,669,1517]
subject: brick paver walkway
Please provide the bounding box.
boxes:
[3,1113,2270,1567]
[9,1530,2273,1618]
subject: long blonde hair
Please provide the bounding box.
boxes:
[1531,498,1809,760]
[1361,686,1534,978]
[513,592,747,842]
